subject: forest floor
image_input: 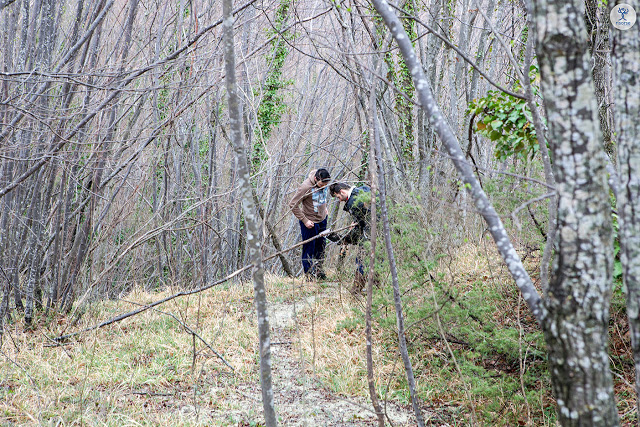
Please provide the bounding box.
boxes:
[0,277,425,426]
[205,284,419,425]
[1,243,637,425]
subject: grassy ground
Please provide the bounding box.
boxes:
[1,242,637,425]
[1,277,415,426]
[1,285,261,425]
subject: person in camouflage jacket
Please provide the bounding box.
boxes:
[328,182,374,293]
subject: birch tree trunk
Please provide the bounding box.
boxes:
[221,0,277,425]
[612,17,640,416]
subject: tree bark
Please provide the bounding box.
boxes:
[221,0,277,425]
[373,86,425,427]
[522,17,556,292]
[0,266,9,345]
[527,0,619,424]
[585,0,615,160]
[612,16,640,418]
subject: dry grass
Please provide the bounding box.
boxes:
[2,242,636,426]
[262,274,394,397]
[1,284,260,425]
[0,276,414,425]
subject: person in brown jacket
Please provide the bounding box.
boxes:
[289,168,331,279]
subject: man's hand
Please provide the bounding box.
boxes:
[304,219,314,229]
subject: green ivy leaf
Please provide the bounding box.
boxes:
[489,130,502,141]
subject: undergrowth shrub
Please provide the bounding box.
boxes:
[336,198,555,425]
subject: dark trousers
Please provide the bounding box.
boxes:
[355,247,365,276]
[299,217,327,274]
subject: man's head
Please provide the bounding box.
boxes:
[329,182,351,202]
[315,168,331,188]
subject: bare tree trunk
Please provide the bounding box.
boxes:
[24,169,44,325]
[366,71,384,427]
[0,0,17,12]
[0,0,114,148]
[0,266,9,345]
[612,18,640,417]
[373,90,425,427]
[522,17,556,292]
[449,0,475,133]
[416,0,442,197]
[251,188,294,277]
[468,0,494,102]
[23,0,57,324]
[221,0,277,424]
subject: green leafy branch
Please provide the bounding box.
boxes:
[466,66,544,161]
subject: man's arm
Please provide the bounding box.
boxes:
[289,186,313,228]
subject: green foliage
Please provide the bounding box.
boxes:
[252,0,293,172]
[518,27,529,62]
[156,70,173,122]
[445,0,456,39]
[467,66,543,161]
[358,130,369,182]
[482,164,549,240]
[336,311,364,333]
[336,200,554,424]
[612,212,624,286]
[353,188,372,205]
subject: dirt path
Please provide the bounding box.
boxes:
[203,284,419,426]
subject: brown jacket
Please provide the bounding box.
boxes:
[289,170,328,224]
